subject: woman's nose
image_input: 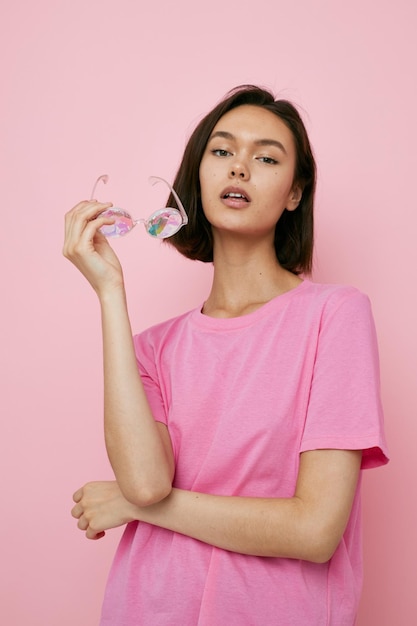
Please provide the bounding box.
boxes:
[229,161,249,180]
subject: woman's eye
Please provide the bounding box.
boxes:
[212,149,231,157]
[258,156,278,165]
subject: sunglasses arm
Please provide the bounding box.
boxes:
[90,174,109,200]
[149,176,188,225]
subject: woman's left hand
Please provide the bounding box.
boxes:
[71,481,138,540]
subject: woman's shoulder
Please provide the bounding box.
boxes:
[291,280,374,328]
[294,280,377,340]
[300,279,370,308]
[133,306,198,349]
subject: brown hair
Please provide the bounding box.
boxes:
[166,85,316,274]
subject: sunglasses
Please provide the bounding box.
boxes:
[90,175,188,239]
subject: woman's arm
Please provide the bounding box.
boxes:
[64,200,174,506]
[99,288,174,505]
[73,448,361,563]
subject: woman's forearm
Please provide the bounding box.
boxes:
[135,488,315,558]
[132,450,361,562]
[100,288,174,506]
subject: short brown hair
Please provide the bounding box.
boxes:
[166,85,316,275]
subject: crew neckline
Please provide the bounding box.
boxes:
[191,279,310,330]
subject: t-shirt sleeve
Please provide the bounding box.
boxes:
[300,288,389,469]
[133,331,168,426]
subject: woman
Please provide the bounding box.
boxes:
[64,85,388,625]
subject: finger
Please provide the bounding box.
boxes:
[73,488,83,503]
[87,529,106,540]
[71,504,82,519]
[77,515,89,531]
[66,209,115,242]
[85,526,106,541]
[64,202,108,243]
[63,213,116,260]
[65,200,112,221]
[64,202,113,252]
[73,215,116,250]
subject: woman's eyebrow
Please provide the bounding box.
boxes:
[255,138,287,155]
[209,131,287,155]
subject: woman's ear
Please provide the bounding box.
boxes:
[286,185,303,211]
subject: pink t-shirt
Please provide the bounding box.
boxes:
[100,280,388,625]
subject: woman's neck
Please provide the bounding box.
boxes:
[202,238,302,318]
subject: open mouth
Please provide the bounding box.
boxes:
[222,191,250,202]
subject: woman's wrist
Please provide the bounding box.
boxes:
[97,282,128,307]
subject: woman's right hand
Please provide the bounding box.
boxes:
[63,200,124,296]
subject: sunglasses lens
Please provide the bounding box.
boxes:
[146,209,183,239]
[99,208,134,238]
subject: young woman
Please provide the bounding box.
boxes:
[64,85,388,625]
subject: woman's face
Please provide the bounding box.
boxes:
[199,105,301,241]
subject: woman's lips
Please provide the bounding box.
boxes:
[221,186,251,207]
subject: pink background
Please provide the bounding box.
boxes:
[1,1,416,624]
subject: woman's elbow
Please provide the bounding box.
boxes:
[307,542,337,564]
[122,479,172,508]
[301,525,343,564]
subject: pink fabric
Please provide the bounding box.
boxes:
[100,280,388,625]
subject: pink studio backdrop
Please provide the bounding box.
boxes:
[1,1,416,624]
